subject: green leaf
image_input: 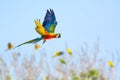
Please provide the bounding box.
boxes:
[5,75,11,80]
[59,58,66,64]
[72,75,80,80]
[53,51,64,57]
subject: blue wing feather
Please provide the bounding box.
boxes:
[42,9,57,33]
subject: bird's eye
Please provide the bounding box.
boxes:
[56,34,61,38]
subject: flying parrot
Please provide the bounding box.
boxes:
[14,9,61,49]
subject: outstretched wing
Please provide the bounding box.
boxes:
[35,19,49,36]
[42,9,57,33]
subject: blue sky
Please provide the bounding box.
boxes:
[0,0,120,56]
[0,0,120,79]
[1,0,120,53]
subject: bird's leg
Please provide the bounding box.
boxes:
[42,40,46,44]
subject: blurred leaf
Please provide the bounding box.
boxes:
[71,75,80,80]
[34,43,40,50]
[80,71,87,78]
[108,60,114,68]
[66,48,72,55]
[53,51,64,57]
[6,42,14,50]
[0,58,4,63]
[88,68,99,78]
[5,75,11,80]
[45,75,49,80]
[59,58,66,64]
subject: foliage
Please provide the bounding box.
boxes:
[0,42,119,80]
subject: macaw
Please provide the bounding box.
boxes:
[14,9,61,49]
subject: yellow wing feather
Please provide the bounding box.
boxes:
[34,20,48,36]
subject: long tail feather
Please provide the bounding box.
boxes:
[14,37,43,49]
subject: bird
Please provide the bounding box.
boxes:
[14,9,61,49]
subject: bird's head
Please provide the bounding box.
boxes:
[56,33,61,38]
